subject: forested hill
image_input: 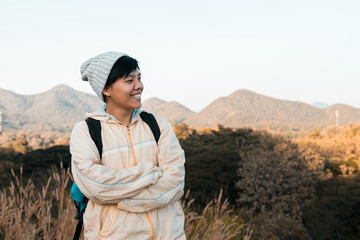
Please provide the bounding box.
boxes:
[141,97,195,124]
[1,85,360,133]
[0,85,103,132]
[0,85,194,132]
[185,89,360,131]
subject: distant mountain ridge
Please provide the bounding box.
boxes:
[0,85,359,133]
[312,102,330,109]
[141,97,195,124]
[0,84,103,131]
[184,90,360,131]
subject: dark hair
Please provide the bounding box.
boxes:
[103,55,140,100]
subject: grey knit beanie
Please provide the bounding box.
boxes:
[81,51,126,102]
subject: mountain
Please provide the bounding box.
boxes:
[141,97,195,124]
[1,86,359,133]
[185,90,360,131]
[312,102,330,109]
[325,104,360,126]
[0,85,103,131]
[0,85,194,132]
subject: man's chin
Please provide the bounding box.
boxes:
[132,103,142,109]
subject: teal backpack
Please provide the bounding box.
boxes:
[71,111,160,240]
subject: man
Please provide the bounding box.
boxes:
[70,51,186,239]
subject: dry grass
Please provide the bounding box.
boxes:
[0,162,76,240]
[0,163,249,240]
[182,190,252,240]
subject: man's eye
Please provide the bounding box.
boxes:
[127,79,133,83]
[138,78,142,82]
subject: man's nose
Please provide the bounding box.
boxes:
[135,78,143,90]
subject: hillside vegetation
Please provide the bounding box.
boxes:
[0,124,359,239]
[176,123,360,239]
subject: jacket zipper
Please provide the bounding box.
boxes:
[126,126,137,166]
[145,212,155,240]
[126,126,155,240]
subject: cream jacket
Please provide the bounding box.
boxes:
[70,106,186,240]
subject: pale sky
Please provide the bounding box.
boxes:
[1,0,359,112]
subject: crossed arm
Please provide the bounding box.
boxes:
[70,117,185,211]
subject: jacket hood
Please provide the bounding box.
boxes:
[85,104,143,125]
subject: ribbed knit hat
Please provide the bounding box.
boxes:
[81,51,126,102]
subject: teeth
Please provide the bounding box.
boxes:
[132,94,141,99]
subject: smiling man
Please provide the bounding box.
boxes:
[101,57,143,126]
[70,51,186,240]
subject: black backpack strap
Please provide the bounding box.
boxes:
[73,218,83,240]
[140,111,161,144]
[85,118,103,159]
[73,118,102,240]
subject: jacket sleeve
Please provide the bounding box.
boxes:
[70,121,163,205]
[116,117,185,212]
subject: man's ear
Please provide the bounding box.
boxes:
[102,86,111,98]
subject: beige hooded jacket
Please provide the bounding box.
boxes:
[70,106,186,240]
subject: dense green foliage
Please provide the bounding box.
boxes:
[180,126,243,206]
[176,124,360,239]
[303,176,360,240]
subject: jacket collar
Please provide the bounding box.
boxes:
[85,104,143,125]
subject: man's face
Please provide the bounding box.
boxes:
[102,69,144,111]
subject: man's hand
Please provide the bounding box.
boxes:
[92,159,102,165]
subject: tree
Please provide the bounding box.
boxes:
[173,123,192,139]
[236,131,315,220]
[6,134,32,154]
